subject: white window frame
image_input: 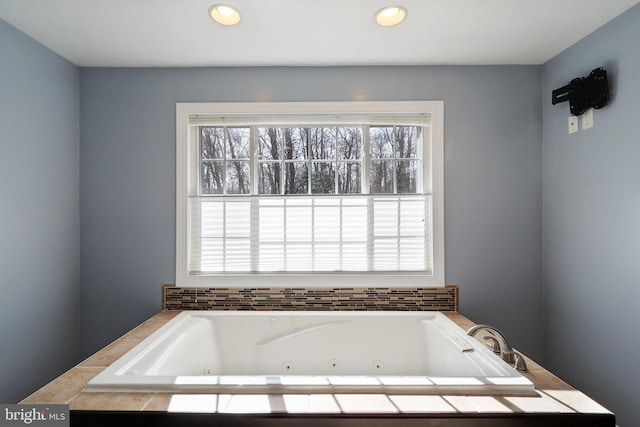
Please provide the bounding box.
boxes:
[176,101,444,287]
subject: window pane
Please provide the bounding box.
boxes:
[397,160,418,193]
[201,128,224,160]
[200,200,224,238]
[342,201,368,242]
[395,126,419,159]
[284,162,308,194]
[373,198,399,237]
[259,162,281,194]
[337,127,362,160]
[286,243,313,271]
[224,239,252,271]
[374,239,398,270]
[259,205,284,242]
[226,127,250,160]
[226,161,250,194]
[286,206,312,241]
[309,128,336,160]
[259,128,282,160]
[314,206,340,241]
[287,128,310,160]
[370,126,394,159]
[201,160,224,194]
[259,244,285,271]
[338,162,361,194]
[311,162,335,194]
[399,198,426,236]
[314,244,340,270]
[225,200,251,237]
[399,237,425,270]
[341,243,368,271]
[370,160,394,193]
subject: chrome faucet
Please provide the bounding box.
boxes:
[466,324,528,372]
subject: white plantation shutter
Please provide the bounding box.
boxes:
[188,195,430,274]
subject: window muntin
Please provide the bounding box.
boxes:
[176,101,444,287]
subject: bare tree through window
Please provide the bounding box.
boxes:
[202,124,419,196]
[258,128,282,194]
[370,126,419,194]
[201,127,250,194]
[200,127,224,194]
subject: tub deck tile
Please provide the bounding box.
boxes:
[334,394,398,413]
[20,367,103,405]
[69,392,156,411]
[163,394,218,413]
[78,338,142,368]
[143,393,173,412]
[504,391,575,413]
[541,390,612,414]
[388,395,457,413]
[282,394,341,413]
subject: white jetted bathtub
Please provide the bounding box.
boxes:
[85,311,534,394]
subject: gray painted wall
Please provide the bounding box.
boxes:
[542,4,640,426]
[79,66,543,360]
[0,19,80,403]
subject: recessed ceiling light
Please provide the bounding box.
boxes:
[375,6,407,27]
[209,4,241,26]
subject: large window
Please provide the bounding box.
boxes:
[176,102,444,287]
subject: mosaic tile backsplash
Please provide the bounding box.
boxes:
[163,284,458,312]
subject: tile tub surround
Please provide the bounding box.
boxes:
[19,311,614,426]
[162,284,458,311]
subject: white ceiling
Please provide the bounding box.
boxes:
[1,0,639,67]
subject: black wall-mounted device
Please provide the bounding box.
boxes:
[551,67,610,116]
